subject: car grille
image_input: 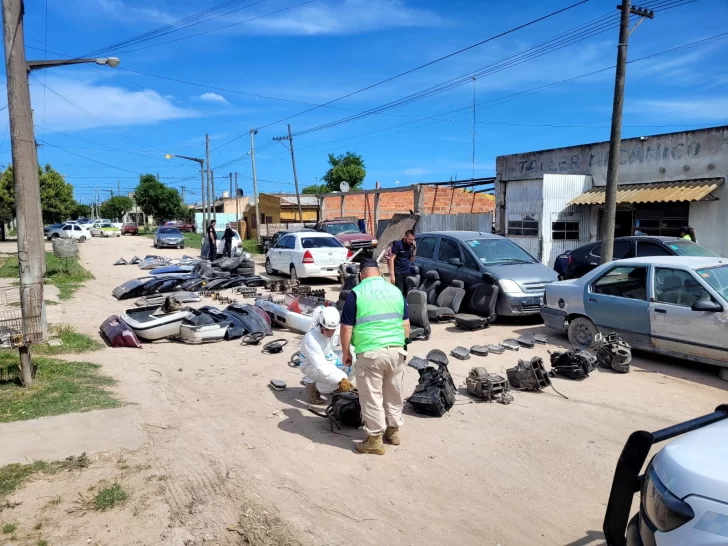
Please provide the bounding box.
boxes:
[521,281,550,292]
[521,304,541,313]
[349,240,372,249]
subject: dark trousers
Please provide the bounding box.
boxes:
[223,240,232,257]
[394,272,409,297]
[208,240,217,260]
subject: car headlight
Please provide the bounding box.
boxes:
[343,241,351,248]
[642,465,694,533]
[498,279,523,295]
[371,239,378,246]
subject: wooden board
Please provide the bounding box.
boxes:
[374,213,419,262]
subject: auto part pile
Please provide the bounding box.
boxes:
[594,333,632,373]
[465,367,512,404]
[407,350,457,417]
[506,357,551,391]
[233,286,259,298]
[549,348,596,380]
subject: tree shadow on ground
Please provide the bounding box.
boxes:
[562,530,605,546]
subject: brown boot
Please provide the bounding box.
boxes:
[354,435,386,455]
[305,383,325,405]
[383,426,400,446]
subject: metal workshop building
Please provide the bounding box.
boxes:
[494,126,728,267]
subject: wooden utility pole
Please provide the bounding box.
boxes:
[600,2,653,263]
[273,125,303,221]
[2,0,46,386]
[229,172,233,196]
[117,179,120,196]
[250,129,260,238]
[211,170,216,221]
[181,185,185,202]
[205,133,211,229]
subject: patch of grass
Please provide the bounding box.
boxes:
[0,500,20,513]
[0,252,93,301]
[0,352,120,423]
[242,239,262,255]
[2,522,16,533]
[32,325,103,356]
[44,496,61,508]
[0,454,90,498]
[92,483,127,511]
[183,232,202,249]
[38,539,48,546]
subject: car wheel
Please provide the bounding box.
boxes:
[79,235,86,242]
[180,245,185,249]
[568,316,598,349]
[290,264,299,282]
[51,233,60,239]
[265,258,276,275]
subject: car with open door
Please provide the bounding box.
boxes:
[542,256,728,371]
[265,232,350,281]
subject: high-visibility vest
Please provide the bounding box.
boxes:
[351,276,405,353]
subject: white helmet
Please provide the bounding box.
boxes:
[319,306,340,329]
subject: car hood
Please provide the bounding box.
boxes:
[484,262,559,287]
[653,418,728,501]
[335,232,373,242]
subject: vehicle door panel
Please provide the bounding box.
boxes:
[273,236,290,270]
[285,235,298,267]
[414,236,438,282]
[585,265,651,346]
[435,237,462,286]
[460,244,483,291]
[650,267,728,362]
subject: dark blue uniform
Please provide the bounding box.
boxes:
[390,239,415,296]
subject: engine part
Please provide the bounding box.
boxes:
[426,349,449,367]
[501,339,520,351]
[241,332,265,345]
[549,348,597,380]
[309,288,326,299]
[470,345,489,357]
[286,284,311,296]
[594,332,632,373]
[534,334,548,344]
[407,356,430,372]
[113,257,128,265]
[129,256,141,265]
[269,379,286,391]
[465,367,511,403]
[262,338,288,354]
[506,357,551,391]
[408,361,456,417]
[516,334,535,348]
[310,391,363,431]
[450,346,470,360]
[233,286,259,298]
[487,344,505,355]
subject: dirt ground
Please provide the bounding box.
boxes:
[1,235,727,546]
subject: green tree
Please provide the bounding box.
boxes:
[133,174,183,225]
[70,204,92,220]
[0,164,77,224]
[302,183,329,195]
[0,166,14,227]
[322,151,365,192]
[99,195,134,221]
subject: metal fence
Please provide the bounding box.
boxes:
[417,213,493,233]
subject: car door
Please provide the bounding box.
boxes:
[284,235,297,267]
[459,243,483,290]
[271,235,288,270]
[61,224,72,238]
[414,236,438,279]
[650,266,728,362]
[585,264,651,346]
[434,237,462,286]
[581,241,633,276]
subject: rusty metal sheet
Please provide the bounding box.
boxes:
[374,213,419,262]
[568,178,724,206]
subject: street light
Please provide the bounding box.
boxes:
[165,153,206,230]
[27,56,120,71]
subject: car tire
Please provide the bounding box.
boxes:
[568,316,598,349]
[719,368,728,382]
[237,266,255,276]
[290,264,299,282]
[79,235,86,242]
[265,258,276,275]
[239,259,255,270]
[51,233,60,239]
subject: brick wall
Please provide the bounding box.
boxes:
[321,186,495,234]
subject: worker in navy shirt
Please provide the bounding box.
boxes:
[386,229,416,296]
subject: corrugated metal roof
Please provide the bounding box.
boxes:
[280,195,319,207]
[568,178,724,206]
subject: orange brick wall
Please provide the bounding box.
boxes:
[321,186,495,234]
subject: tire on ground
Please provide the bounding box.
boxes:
[236,266,255,276]
[239,260,255,269]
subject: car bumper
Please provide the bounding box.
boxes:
[297,263,341,279]
[158,241,184,248]
[540,306,567,331]
[497,293,544,316]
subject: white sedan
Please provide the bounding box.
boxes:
[89,221,121,237]
[265,232,350,281]
[46,223,91,242]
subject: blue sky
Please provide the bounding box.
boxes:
[4,0,728,206]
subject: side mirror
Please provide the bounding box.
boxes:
[448,258,462,267]
[481,272,496,284]
[692,300,723,312]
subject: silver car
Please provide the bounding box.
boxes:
[541,256,728,368]
[153,227,185,249]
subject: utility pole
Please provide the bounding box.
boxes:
[205,133,211,229]
[229,172,232,196]
[234,171,239,226]
[211,170,216,221]
[272,124,303,221]
[117,179,120,196]
[3,0,46,386]
[250,128,260,237]
[181,185,185,202]
[471,77,476,180]
[600,1,653,264]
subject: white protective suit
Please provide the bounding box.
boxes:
[299,307,353,394]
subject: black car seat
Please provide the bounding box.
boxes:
[341,265,359,292]
[418,270,441,305]
[405,265,421,290]
[657,275,682,304]
[427,280,466,321]
[453,282,499,329]
[407,290,431,341]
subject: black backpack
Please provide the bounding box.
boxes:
[309,391,363,431]
[408,361,456,417]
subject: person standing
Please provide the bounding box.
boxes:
[680,225,697,243]
[340,259,409,455]
[222,223,235,258]
[206,220,217,261]
[386,229,416,296]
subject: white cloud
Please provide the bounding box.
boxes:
[30,76,197,131]
[631,98,728,122]
[249,0,443,36]
[404,167,429,176]
[94,0,175,24]
[199,92,230,105]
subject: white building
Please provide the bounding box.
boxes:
[494,126,727,266]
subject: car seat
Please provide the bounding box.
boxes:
[418,270,441,304]
[336,290,351,313]
[427,280,466,321]
[341,265,359,292]
[657,275,682,304]
[453,283,499,329]
[405,265,421,290]
[407,290,431,341]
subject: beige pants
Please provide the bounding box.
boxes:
[355,347,407,436]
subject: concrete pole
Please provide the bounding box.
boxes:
[287,124,303,222]
[340,195,345,218]
[374,191,381,237]
[600,0,631,264]
[198,160,205,232]
[249,129,260,240]
[205,133,211,229]
[2,0,46,386]
[234,172,239,227]
[211,170,216,221]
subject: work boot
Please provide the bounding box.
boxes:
[383,426,400,446]
[305,383,325,405]
[354,435,386,455]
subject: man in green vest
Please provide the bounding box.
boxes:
[340,259,410,455]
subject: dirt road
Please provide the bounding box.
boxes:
[4,235,727,546]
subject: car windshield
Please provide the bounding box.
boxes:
[159,228,181,235]
[301,236,343,248]
[326,223,360,235]
[664,239,720,257]
[464,239,537,265]
[696,265,728,299]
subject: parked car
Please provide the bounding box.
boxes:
[541,256,728,367]
[562,236,719,279]
[265,232,350,281]
[201,229,244,258]
[414,231,559,317]
[43,223,63,237]
[163,220,196,233]
[315,218,377,257]
[262,228,317,254]
[603,405,728,546]
[121,222,139,235]
[89,220,120,237]
[153,227,185,249]
[46,223,90,242]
